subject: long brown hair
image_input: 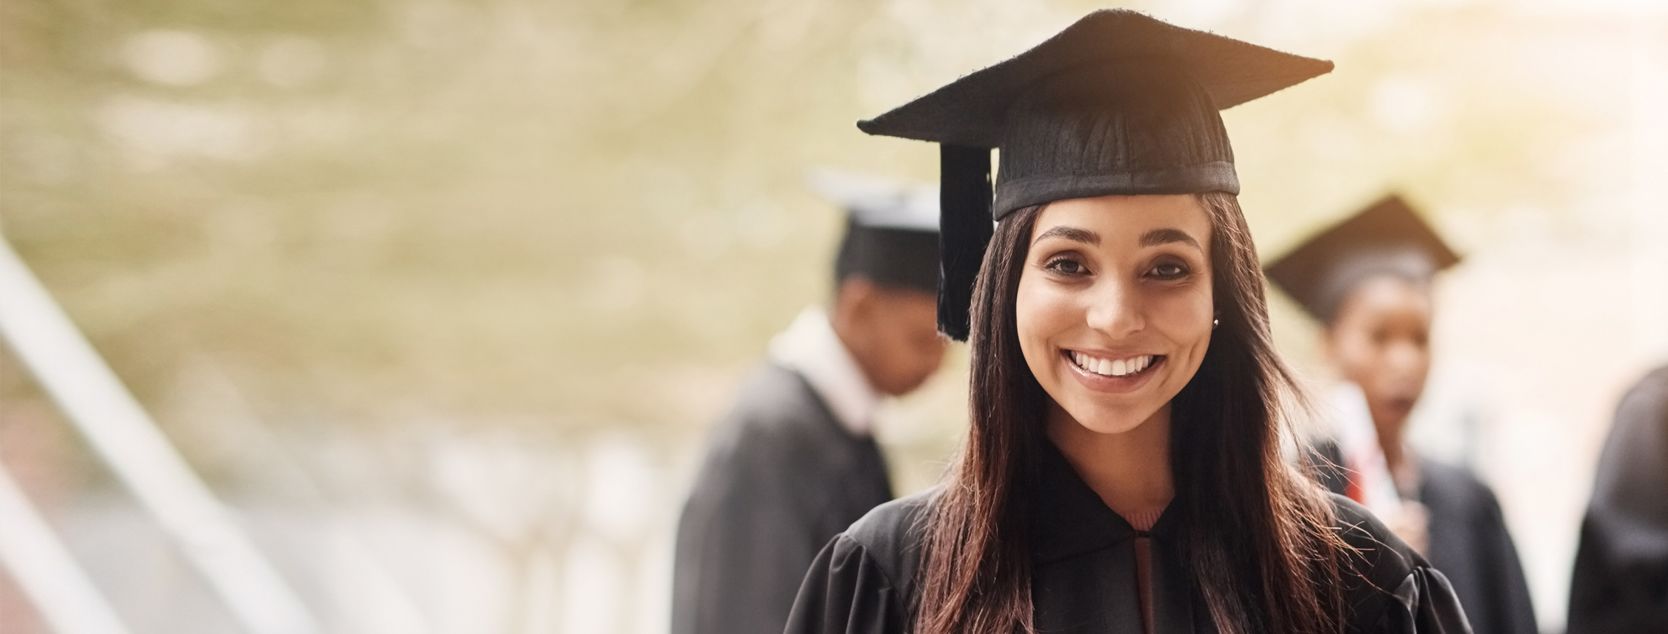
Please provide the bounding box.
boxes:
[913,193,1349,634]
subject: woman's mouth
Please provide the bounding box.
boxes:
[1065,350,1164,379]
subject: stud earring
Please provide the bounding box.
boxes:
[1212,317,1220,329]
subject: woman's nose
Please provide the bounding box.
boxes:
[1084,281,1145,337]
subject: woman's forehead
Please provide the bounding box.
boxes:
[1031,195,1211,242]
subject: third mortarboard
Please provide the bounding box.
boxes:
[808,170,942,294]
[858,9,1334,340]
[1264,194,1462,324]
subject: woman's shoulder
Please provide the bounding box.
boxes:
[785,489,937,633]
[1324,493,1475,632]
[834,487,937,583]
[1326,492,1425,574]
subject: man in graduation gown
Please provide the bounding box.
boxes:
[1568,364,1668,634]
[1267,195,1538,634]
[670,172,947,634]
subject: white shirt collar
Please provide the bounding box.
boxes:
[767,308,881,436]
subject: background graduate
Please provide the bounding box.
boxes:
[1266,194,1536,634]
[670,173,947,634]
[1567,364,1668,634]
[787,11,1470,634]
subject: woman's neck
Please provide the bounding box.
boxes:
[1046,403,1175,522]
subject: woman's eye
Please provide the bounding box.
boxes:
[1147,262,1189,280]
[1044,257,1088,276]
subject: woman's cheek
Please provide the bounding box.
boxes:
[1013,277,1050,365]
[1153,290,1213,339]
[1017,277,1061,328]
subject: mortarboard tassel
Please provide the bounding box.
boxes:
[937,144,994,341]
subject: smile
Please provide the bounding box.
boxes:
[1066,350,1163,378]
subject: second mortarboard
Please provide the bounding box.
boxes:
[1264,194,1462,324]
[808,170,942,295]
[858,9,1334,340]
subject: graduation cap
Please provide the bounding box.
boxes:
[1264,194,1462,324]
[859,9,1334,340]
[808,170,942,294]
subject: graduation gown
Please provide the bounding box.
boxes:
[787,441,1472,633]
[1311,445,1537,634]
[1567,365,1668,634]
[672,363,894,634]
[1415,460,1537,634]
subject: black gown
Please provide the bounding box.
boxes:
[787,440,1472,633]
[1310,445,1537,634]
[1567,365,1668,634]
[672,362,895,634]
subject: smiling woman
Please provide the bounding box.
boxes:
[784,10,1473,634]
[1017,195,1215,440]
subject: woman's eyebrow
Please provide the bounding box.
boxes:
[1031,226,1100,246]
[1140,227,1203,251]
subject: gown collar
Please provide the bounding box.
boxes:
[1028,438,1182,564]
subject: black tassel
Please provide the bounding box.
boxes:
[938,144,994,341]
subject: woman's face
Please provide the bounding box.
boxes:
[1015,195,1216,435]
[1325,275,1433,433]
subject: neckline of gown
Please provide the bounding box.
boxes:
[1029,438,1182,564]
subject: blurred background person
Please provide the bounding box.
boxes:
[1567,364,1668,634]
[670,172,947,634]
[1266,194,1537,634]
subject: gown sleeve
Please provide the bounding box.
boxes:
[1332,492,1474,634]
[1366,565,1474,634]
[783,535,908,634]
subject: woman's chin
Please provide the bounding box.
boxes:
[1056,400,1159,436]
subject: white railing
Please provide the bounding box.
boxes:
[0,234,318,634]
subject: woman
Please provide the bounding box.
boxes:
[784,10,1471,634]
[1265,194,1537,634]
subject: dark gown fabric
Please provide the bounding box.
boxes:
[672,363,895,634]
[787,440,1472,633]
[1415,460,1538,634]
[1310,444,1538,634]
[1568,365,1668,634]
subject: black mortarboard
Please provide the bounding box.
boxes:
[1265,194,1462,324]
[809,170,942,294]
[859,9,1334,340]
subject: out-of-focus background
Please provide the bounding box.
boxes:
[1,0,1664,632]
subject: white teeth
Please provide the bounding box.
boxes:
[1069,351,1158,377]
